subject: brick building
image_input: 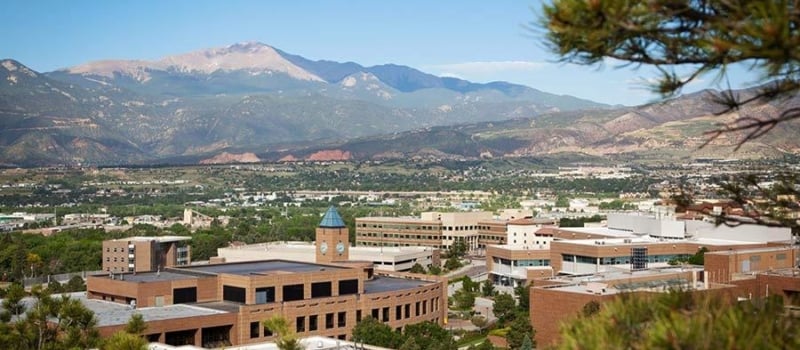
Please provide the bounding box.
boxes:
[102,236,191,273]
[85,207,447,348]
[355,211,492,251]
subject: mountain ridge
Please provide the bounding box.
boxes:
[5,42,780,167]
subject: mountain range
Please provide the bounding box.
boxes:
[1,42,797,166]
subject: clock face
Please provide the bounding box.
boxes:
[320,241,328,254]
[336,242,345,254]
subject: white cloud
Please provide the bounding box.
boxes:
[426,60,549,76]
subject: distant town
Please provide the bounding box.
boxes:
[0,158,796,349]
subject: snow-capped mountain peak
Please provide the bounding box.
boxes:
[64,41,323,82]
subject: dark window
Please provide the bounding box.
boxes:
[311,282,332,298]
[382,307,389,322]
[371,308,379,319]
[250,322,260,339]
[338,312,346,327]
[404,304,410,318]
[296,316,305,333]
[255,287,275,304]
[309,315,318,331]
[338,334,346,340]
[173,287,197,304]
[326,313,334,329]
[395,305,402,320]
[415,302,420,316]
[423,300,427,314]
[338,279,358,295]
[263,325,273,337]
[222,285,246,304]
[283,284,305,302]
[165,330,196,346]
[356,310,362,322]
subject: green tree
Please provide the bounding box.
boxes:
[399,336,421,350]
[492,293,516,325]
[65,275,86,292]
[453,288,476,311]
[403,321,455,350]
[461,276,479,294]
[2,284,26,319]
[46,280,64,294]
[581,300,601,317]
[428,265,443,275]
[506,312,534,350]
[124,313,147,335]
[481,279,495,297]
[13,287,101,350]
[263,315,303,350]
[520,335,533,350]
[541,0,800,234]
[449,239,468,258]
[514,284,530,311]
[543,0,800,122]
[471,315,488,331]
[409,263,426,274]
[444,256,462,271]
[557,291,798,349]
[351,316,404,349]
[101,332,148,350]
[688,247,709,265]
[555,195,570,208]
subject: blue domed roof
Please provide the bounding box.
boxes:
[319,206,346,228]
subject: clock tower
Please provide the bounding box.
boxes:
[316,206,349,263]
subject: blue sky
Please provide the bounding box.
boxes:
[1,0,761,106]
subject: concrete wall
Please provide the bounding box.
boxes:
[687,221,792,243]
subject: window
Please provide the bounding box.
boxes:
[283,284,304,302]
[382,307,389,322]
[395,305,402,320]
[356,310,362,322]
[296,316,305,333]
[309,315,318,331]
[326,313,334,329]
[255,287,275,304]
[405,304,410,318]
[173,287,197,304]
[415,302,420,316]
[311,282,332,298]
[777,253,787,260]
[250,321,260,339]
[338,312,346,327]
[339,279,359,295]
[371,308,379,319]
[222,285,245,304]
[423,300,427,314]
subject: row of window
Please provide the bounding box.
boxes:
[105,257,134,263]
[477,234,505,241]
[358,232,439,240]
[363,297,440,325]
[562,254,692,265]
[358,223,441,231]
[511,239,549,246]
[250,320,348,340]
[356,224,483,232]
[493,258,550,267]
[222,280,360,304]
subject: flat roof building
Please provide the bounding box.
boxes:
[102,236,191,273]
[217,242,440,272]
[356,211,492,251]
[85,207,447,348]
